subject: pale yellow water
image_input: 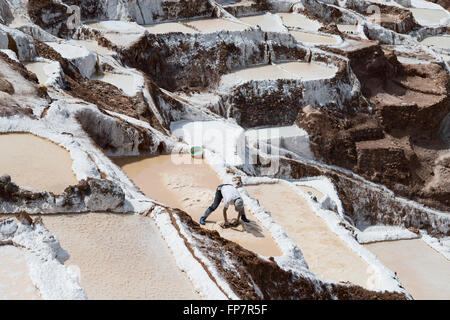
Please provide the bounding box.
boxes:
[222,62,336,83]
[276,13,321,31]
[410,8,449,25]
[365,239,450,300]
[277,61,336,80]
[245,183,373,289]
[115,155,282,257]
[0,245,41,300]
[337,24,359,33]
[42,213,200,300]
[144,22,198,34]
[24,61,58,85]
[185,18,249,33]
[92,72,136,96]
[421,36,450,50]
[290,30,339,44]
[0,133,77,194]
[70,40,114,56]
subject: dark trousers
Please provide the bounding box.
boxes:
[202,184,247,220]
[202,184,227,219]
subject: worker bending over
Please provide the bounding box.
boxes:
[200,178,250,226]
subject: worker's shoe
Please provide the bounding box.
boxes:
[241,215,250,223]
[199,216,206,225]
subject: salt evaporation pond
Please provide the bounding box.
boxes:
[365,239,450,300]
[0,133,77,194]
[0,245,41,300]
[144,22,198,34]
[85,21,145,47]
[69,39,114,56]
[245,183,374,289]
[276,12,322,31]
[42,213,200,300]
[290,30,339,44]
[115,155,282,257]
[221,61,336,85]
[421,36,450,50]
[91,72,136,96]
[409,8,449,25]
[185,18,249,33]
[337,24,359,34]
[24,61,58,85]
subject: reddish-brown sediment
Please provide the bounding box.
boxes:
[33,40,167,133]
[167,208,407,300]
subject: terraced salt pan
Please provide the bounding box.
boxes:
[185,18,249,33]
[144,22,198,34]
[24,61,59,85]
[115,155,282,257]
[69,40,114,56]
[276,62,337,80]
[276,12,322,31]
[91,72,136,96]
[245,183,372,288]
[238,14,287,32]
[221,61,336,86]
[42,213,200,300]
[337,24,359,34]
[0,246,41,300]
[365,239,450,299]
[85,21,145,47]
[290,30,339,44]
[421,36,450,50]
[0,133,77,194]
[409,8,449,25]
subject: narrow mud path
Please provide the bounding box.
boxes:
[0,133,77,193]
[245,183,372,289]
[0,245,41,300]
[365,239,450,300]
[42,213,200,300]
[115,155,282,257]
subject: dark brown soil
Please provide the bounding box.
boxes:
[303,39,450,212]
[170,208,407,300]
[33,40,166,133]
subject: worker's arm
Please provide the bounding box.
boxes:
[223,207,228,223]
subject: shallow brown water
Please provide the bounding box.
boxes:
[0,246,41,300]
[0,133,77,194]
[42,213,200,300]
[115,155,282,257]
[245,183,373,289]
[365,239,450,300]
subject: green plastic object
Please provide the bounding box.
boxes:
[190,146,204,158]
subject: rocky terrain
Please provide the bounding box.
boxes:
[0,0,448,300]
